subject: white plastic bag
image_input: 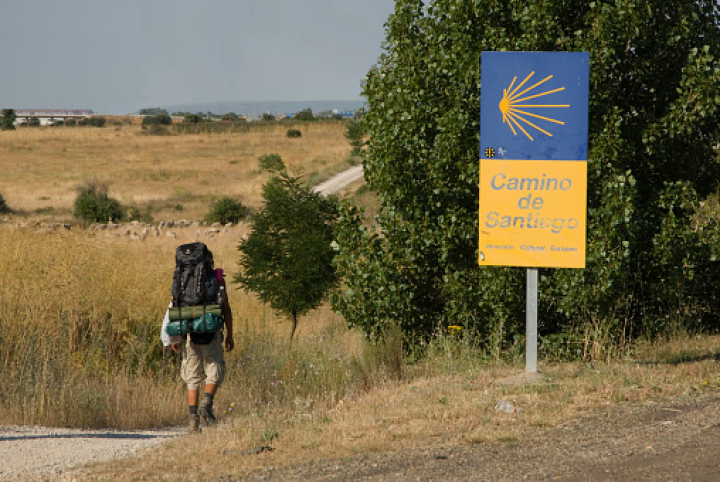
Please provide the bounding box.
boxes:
[161,303,182,346]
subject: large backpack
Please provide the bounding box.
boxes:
[169,242,222,343]
[172,242,219,307]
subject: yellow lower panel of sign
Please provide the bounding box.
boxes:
[478,159,586,268]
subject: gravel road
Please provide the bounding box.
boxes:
[0,425,184,481]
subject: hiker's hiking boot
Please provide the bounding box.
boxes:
[189,414,200,432]
[198,400,217,426]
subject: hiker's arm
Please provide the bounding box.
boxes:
[220,279,234,351]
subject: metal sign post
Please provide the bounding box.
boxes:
[526,268,538,373]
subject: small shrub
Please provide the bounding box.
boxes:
[126,205,154,223]
[205,197,249,225]
[0,192,12,214]
[286,128,302,138]
[79,117,106,127]
[258,153,285,172]
[73,180,125,224]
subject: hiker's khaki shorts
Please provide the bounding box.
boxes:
[181,332,225,390]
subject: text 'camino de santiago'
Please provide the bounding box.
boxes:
[483,172,579,234]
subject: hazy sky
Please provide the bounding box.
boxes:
[0,1,395,114]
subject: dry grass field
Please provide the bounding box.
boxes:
[0,121,355,221]
[0,122,718,480]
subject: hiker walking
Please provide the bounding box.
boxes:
[173,269,234,431]
[162,242,235,431]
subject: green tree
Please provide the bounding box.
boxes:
[139,108,169,116]
[142,113,172,127]
[235,169,339,344]
[1,109,16,130]
[344,120,364,156]
[332,0,720,343]
[183,113,203,124]
[293,108,315,121]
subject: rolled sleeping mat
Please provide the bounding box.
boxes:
[168,305,222,321]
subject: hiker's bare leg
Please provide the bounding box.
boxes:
[204,383,217,395]
[187,389,198,406]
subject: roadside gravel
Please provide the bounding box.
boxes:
[0,425,184,481]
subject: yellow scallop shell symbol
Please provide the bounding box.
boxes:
[499,71,569,141]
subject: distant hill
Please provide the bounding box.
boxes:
[156,100,366,117]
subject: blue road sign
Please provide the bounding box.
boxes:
[480,51,589,161]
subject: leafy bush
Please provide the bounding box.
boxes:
[205,197,250,225]
[258,153,285,172]
[73,180,125,224]
[286,128,302,138]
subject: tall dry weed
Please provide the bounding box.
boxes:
[0,223,375,429]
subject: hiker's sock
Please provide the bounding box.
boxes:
[189,405,198,416]
[203,393,214,407]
